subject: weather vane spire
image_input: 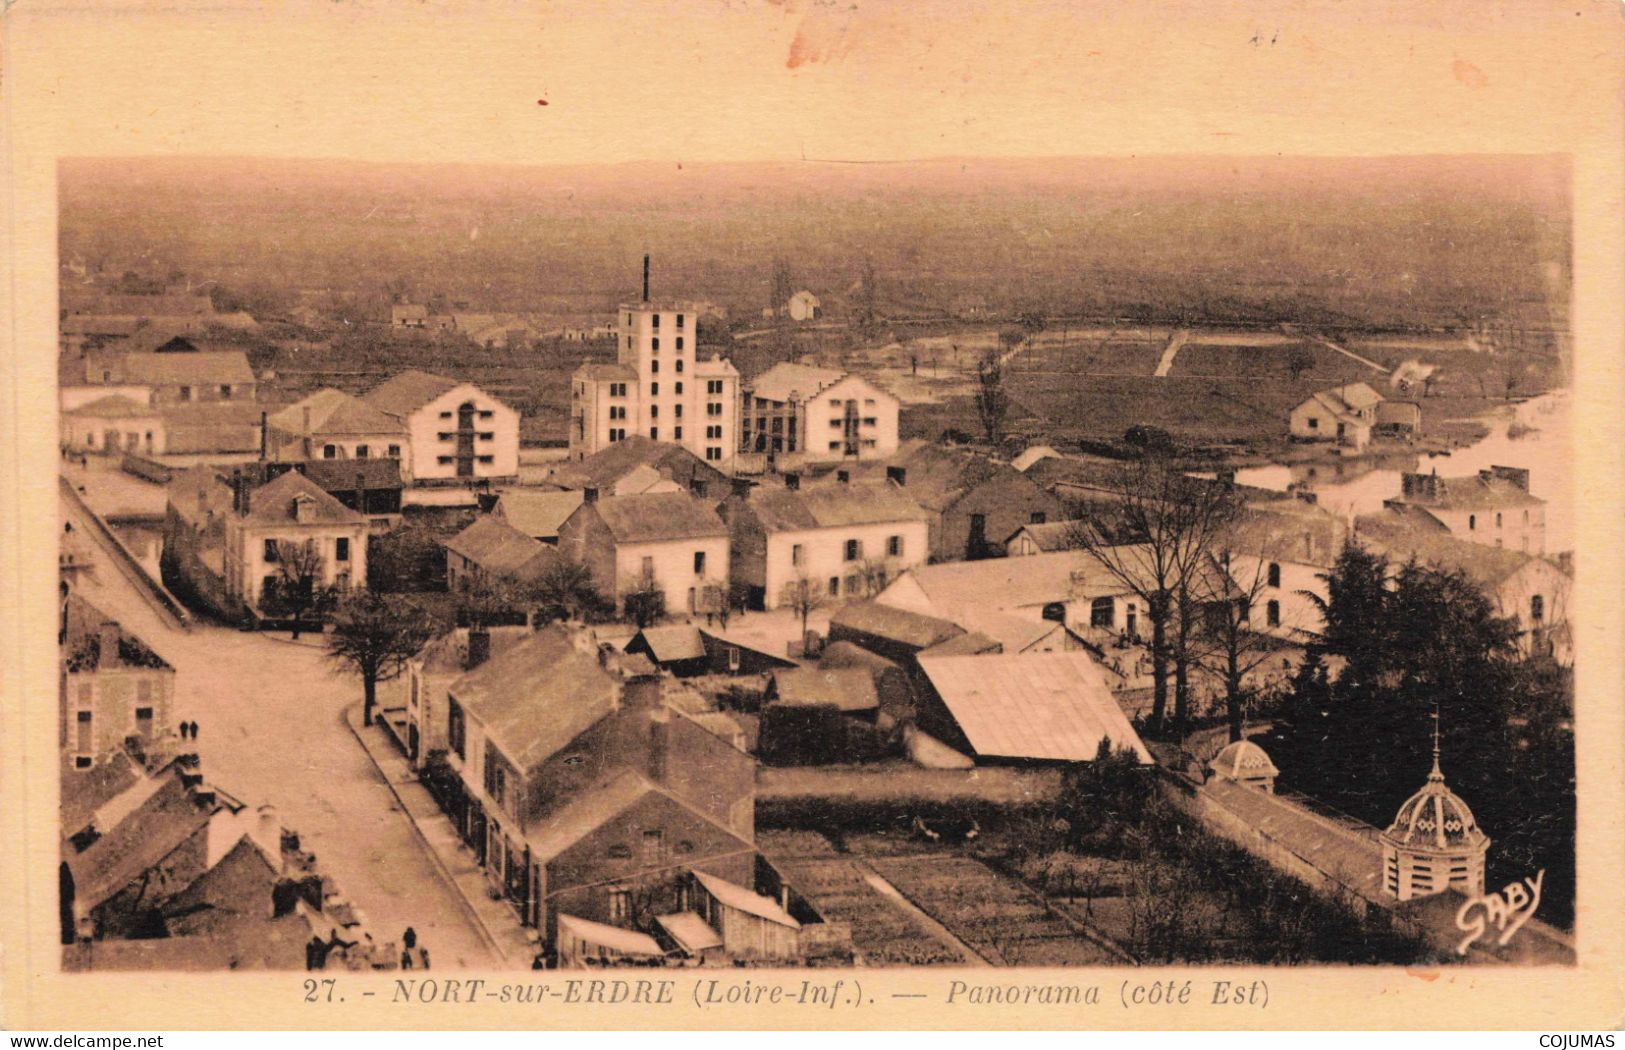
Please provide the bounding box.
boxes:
[1430,704,1443,780]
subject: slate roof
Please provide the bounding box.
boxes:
[523,769,744,864]
[918,631,1003,657]
[495,488,584,539]
[1004,520,1080,552]
[590,492,729,545]
[268,388,403,436]
[742,482,928,532]
[450,626,620,771]
[60,752,142,835]
[415,625,535,676]
[828,601,965,651]
[1224,502,1349,568]
[295,457,405,493]
[116,351,255,387]
[240,470,365,527]
[632,625,707,663]
[62,594,172,672]
[166,465,234,527]
[880,549,1144,622]
[64,768,221,911]
[915,650,1152,764]
[769,667,880,713]
[363,370,463,418]
[1400,473,1545,511]
[63,394,159,419]
[1301,382,1384,419]
[1354,511,1549,589]
[746,362,846,403]
[442,516,554,578]
[552,435,726,495]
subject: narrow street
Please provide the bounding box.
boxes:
[61,489,499,968]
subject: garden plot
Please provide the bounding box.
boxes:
[867,855,1116,966]
[767,854,968,967]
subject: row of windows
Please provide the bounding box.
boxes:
[637,551,710,577]
[648,358,685,374]
[436,454,496,465]
[438,409,496,420]
[608,406,627,421]
[705,425,723,440]
[628,312,685,330]
[789,535,906,566]
[437,431,496,441]
[608,382,628,398]
[826,439,878,451]
[829,417,879,428]
[264,537,349,562]
[322,443,401,459]
[173,384,239,401]
[707,380,726,395]
[648,337,685,352]
[705,447,723,462]
[706,402,724,417]
[649,404,683,419]
[1467,510,1531,530]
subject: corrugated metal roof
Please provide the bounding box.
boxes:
[558,913,665,957]
[691,869,801,928]
[915,650,1152,763]
[655,912,724,953]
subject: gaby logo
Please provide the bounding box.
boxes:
[1454,869,1543,955]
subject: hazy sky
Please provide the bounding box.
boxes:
[8,0,1620,167]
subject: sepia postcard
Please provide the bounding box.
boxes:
[2,0,1623,1032]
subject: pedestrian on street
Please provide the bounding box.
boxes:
[400,948,414,970]
[403,927,416,951]
[418,947,430,970]
[188,720,199,740]
[178,721,189,740]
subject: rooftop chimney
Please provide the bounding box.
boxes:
[886,465,907,487]
[783,472,800,491]
[582,486,599,504]
[302,405,312,436]
[836,469,850,484]
[642,254,651,303]
[355,471,366,515]
[259,411,269,462]
[231,469,244,514]
[466,627,491,670]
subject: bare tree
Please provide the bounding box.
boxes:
[525,556,605,624]
[265,538,331,638]
[1285,347,1315,381]
[622,573,666,628]
[779,572,826,643]
[1192,547,1294,742]
[455,571,525,629]
[327,592,436,728]
[974,348,1010,445]
[856,556,893,598]
[1063,458,1240,736]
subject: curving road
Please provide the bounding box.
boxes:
[61,488,497,969]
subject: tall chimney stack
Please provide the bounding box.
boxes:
[259,411,269,462]
[642,254,650,303]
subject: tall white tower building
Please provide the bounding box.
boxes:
[570,256,740,472]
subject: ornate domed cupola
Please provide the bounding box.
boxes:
[1379,714,1490,901]
[1208,739,1279,793]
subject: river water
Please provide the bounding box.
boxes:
[1226,390,1574,553]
